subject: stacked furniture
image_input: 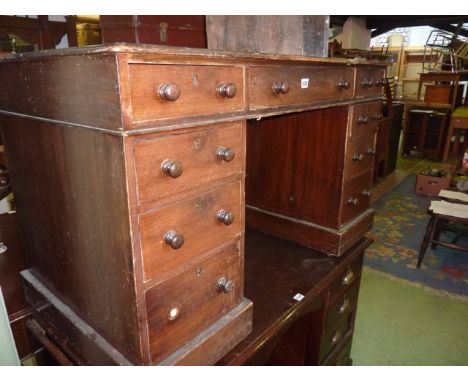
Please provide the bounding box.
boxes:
[0,44,384,365]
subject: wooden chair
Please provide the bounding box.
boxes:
[417,193,468,268]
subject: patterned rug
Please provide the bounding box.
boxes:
[365,174,468,298]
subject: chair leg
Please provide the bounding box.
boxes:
[418,215,437,268]
[431,219,441,249]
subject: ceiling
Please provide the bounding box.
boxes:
[330,16,468,38]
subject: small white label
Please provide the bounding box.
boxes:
[293,293,305,302]
[300,78,309,88]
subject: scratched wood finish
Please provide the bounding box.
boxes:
[140,180,244,284]
[146,239,243,363]
[246,107,348,229]
[0,115,142,364]
[340,171,373,225]
[248,66,355,110]
[348,101,382,137]
[217,230,371,365]
[0,54,122,130]
[128,64,245,123]
[344,132,377,181]
[133,121,245,210]
[354,68,386,98]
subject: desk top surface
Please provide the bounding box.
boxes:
[217,229,371,365]
[0,43,387,67]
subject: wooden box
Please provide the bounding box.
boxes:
[100,15,207,48]
[206,16,329,57]
[415,174,451,196]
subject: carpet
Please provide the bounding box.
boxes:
[365,174,468,298]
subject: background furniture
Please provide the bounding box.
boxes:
[386,102,405,174]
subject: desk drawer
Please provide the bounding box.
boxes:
[140,180,243,283]
[134,121,244,208]
[329,254,363,302]
[128,64,245,123]
[146,240,243,364]
[355,68,385,98]
[249,66,354,110]
[325,282,360,335]
[345,132,376,180]
[320,313,352,361]
[340,171,373,225]
[349,101,382,137]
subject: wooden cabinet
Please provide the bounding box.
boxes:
[0,45,384,365]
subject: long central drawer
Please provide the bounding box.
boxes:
[249,66,355,109]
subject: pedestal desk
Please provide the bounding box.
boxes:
[0,44,384,365]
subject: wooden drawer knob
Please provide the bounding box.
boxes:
[358,115,369,124]
[217,209,235,225]
[338,298,350,315]
[347,198,359,206]
[272,82,290,95]
[352,153,364,162]
[217,83,237,98]
[163,230,185,250]
[361,78,370,87]
[217,146,235,162]
[342,269,355,285]
[217,277,234,293]
[331,330,343,345]
[372,113,383,120]
[161,160,183,178]
[337,79,350,90]
[362,189,372,197]
[158,83,181,101]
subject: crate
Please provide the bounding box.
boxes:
[415,174,452,196]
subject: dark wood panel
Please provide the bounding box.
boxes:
[0,116,142,364]
[0,54,122,130]
[246,107,348,229]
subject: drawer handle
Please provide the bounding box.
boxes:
[358,115,369,124]
[217,277,234,293]
[338,298,351,315]
[375,78,386,86]
[362,189,372,197]
[372,113,383,121]
[158,83,181,101]
[361,78,370,87]
[367,148,376,156]
[217,146,235,162]
[347,198,358,206]
[352,153,364,162]
[217,83,237,98]
[342,269,355,285]
[331,330,342,345]
[337,79,350,90]
[272,81,290,95]
[217,209,235,225]
[163,230,185,250]
[161,160,183,178]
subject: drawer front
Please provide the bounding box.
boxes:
[146,240,242,364]
[329,254,363,302]
[140,180,243,283]
[325,282,360,335]
[322,338,353,366]
[128,64,245,123]
[355,68,386,98]
[345,132,376,180]
[249,66,355,109]
[134,121,245,208]
[320,312,353,361]
[340,171,373,225]
[349,101,383,137]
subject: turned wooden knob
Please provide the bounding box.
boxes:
[272,82,290,95]
[367,148,376,156]
[217,277,234,293]
[217,209,234,225]
[163,230,184,250]
[347,198,359,206]
[373,113,383,120]
[337,79,350,89]
[217,147,235,162]
[353,153,364,162]
[358,115,369,124]
[362,189,372,197]
[217,83,237,98]
[161,160,183,178]
[158,83,180,101]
